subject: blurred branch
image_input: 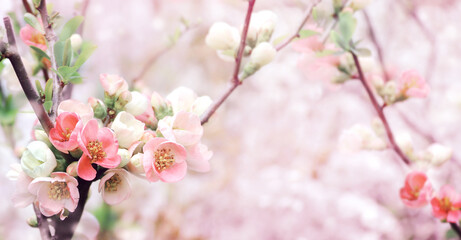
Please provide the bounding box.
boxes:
[33,204,52,240]
[22,0,34,14]
[321,0,351,44]
[450,223,461,239]
[78,0,91,35]
[37,0,61,119]
[131,23,198,85]
[363,11,390,82]
[200,0,256,125]
[275,0,322,51]
[351,51,410,165]
[1,17,54,134]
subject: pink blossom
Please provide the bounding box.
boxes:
[98,168,131,205]
[99,74,129,96]
[157,111,203,147]
[143,138,187,182]
[7,164,35,208]
[19,24,47,51]
[431,185,461,223]
[77,119,121,181]
[28,172,79,218]
[49,112,81,153]
[58,100,94,123]
[185,143,212,172]
[397,70,430,98]
[135,105,158,128]
[399,171,432,208]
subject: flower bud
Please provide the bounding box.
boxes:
[117,149,131,168]
[21,141,57,178]
[125,91,149,116]
[70,33,83,52]
[205,22,240,51]
[110,111,145,148]
[33,129,51,147]
[250,42,276,67]
[27,217,38,228]
[88,97,107,119]
[426,144,452,166]
[114,90,132,110]
[151,92,173,120]
[66,162,78,177]
[396,132,413,157]
[247,10,277,45]
[127,153,144,174]
[100,74,129,97]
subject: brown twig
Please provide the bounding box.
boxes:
[351,51,410,165]
[1,17,54,134]
[450,223,461,239]
[363,11,390,82]
[22,0,34,14]
[37,0,61,119]
[33,204,52,240]
[200,0,256,125]
[275,0,322,51]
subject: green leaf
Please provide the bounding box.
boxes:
[446,229,457,239]
[44,79,53,102]
[35,80,44,97]
[298,29,319,39]
[73,41,97,69]
[330,31,348,51]
[59,16,84,41]
[54,41,65,67]
[43,101,52,113]
[272,34,288,46]
[57,66,81,84]
[30,46,50,60]
[24,13,45,34]
[62,39,73,66]
[338,11,357,46]
[33,0,41,8]
[354,47,372,57]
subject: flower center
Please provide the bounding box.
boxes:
[154,148,175,172]
[87,141,106,162]
[105,173,122,192]
[31,33,46,45]
[61,128,72,141]
[48,182,70,201]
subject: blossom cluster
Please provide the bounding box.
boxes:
[9,74,212,218]
[400,171,461,223]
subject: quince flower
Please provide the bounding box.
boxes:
[166,87,212,116]
[397,70,430,98]
[399,171,432,208]
[431,185,461,223]
[77,119,121,181]
[143,138,187,182]
[20,24,46,51]
[98,168,131,205]
[110,111,145,149]
[100,74,129,97]
[58,100,94,123]
[49,112,82,153]
[28,172,79,218]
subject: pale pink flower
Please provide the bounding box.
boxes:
[157,111,203,147]
[397,70,430,98]
[73,211,100,240]
[99,74,129,96]
[58,100,94,123]
[143,138,187,182]
[135,105,158,129]
[98,168,131,205]
[7,164,35,208]
[399,171,432,208]
[77,119,121,181]
[19,24,47,51]
[28,172,79,218]
[185,143,212,172]
[431,185,461,223]
[49,112,81,153]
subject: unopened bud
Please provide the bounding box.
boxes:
[127,153,144,174]
[118,149,131,168]
[88,97,107,119]
[247,10,277,46]
[27,217,38,227]
[33,129,51,147]
[250,42,276,67]
[125,91,149,116]
[66,162,78,177]
[426,144,453,166]
[151,92,173,120]
[114,91,132,110]
[70,33,83,52]
[205,22,240,51]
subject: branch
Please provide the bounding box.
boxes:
[450,223,461,239]
[1,17,54,134]
[33,204,52,240]
[37,0,61,119]
[363,11,390,82]
[275,0,322,51]
[22,0,34,14]
[200,0,256,125]
[350,51,410,165]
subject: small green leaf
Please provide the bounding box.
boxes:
[35,80,44,97]
[33,0,41,8]
[62,39,73,66]
[59,16,84,41]
[330,31,348,51]
[54,41,65,67]
[73,41,97,69]
[338,11,357,45]
[44,79,53,102]
[272,34,288,46]
[57,66,81,84]
[30,46,50,60]
[24,13,45,34]
[43,101,52,113]
[446,229,457,239]
[298,29,319,39]
[354,48,371,57]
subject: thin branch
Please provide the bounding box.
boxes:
[450,223,461,239]
[22,0,34,14]
[363,10,390,82]
[37,0,61,119]
[351,51,410,165]
[200,0,256,125]
[1,17,54,134]
[320,0,350,44]
[275,0,322,51]
[33,203,52,240]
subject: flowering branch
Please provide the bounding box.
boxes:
[275,0,321,51]
[33,204,51,240]
[37,0,61,119]
[1,17,54,134]
[350,51,410,165]
[200,0,256,125]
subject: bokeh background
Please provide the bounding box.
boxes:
[1,0,461,239]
